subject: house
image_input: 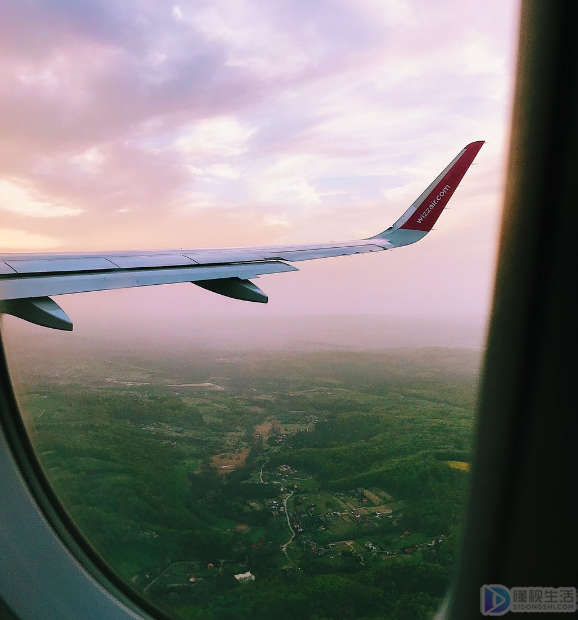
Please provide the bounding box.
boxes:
[234,572,255,582]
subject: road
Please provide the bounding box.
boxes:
[280,490,297,566]
[143,561,191,593]
[259,459,269,484]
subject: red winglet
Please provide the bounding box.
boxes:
[400,141,484,232]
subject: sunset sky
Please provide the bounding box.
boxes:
[0,1,521,340]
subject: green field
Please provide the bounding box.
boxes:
[12,347,480,620]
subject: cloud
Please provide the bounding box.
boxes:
[205,164,241,180]
[0,0,519,328]
[0,228,61,250]
[172,117,256,158]
[0,180,83,218]
[0,0,519,326]
[289,181,321,205]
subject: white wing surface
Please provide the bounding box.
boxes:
[0,142,484,330]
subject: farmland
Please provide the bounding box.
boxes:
[10,346,480,620]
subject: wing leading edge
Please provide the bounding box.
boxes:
[0,141,484,330]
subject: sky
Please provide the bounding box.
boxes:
[0,0,521,346]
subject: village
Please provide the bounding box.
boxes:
[144,412,451,592]
[144,459,447,596]
[247,463,446,565]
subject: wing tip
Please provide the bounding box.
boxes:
[465,140,485,152]
[372,140,485,240]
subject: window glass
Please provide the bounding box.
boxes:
[0,1,519,619]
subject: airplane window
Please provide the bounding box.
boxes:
[0,1,520,619]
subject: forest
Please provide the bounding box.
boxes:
[13,346,481,620]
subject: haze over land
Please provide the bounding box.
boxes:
[3,313,487,367]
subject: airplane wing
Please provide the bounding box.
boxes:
[0,141,484,331]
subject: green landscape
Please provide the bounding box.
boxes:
[12,345,481,620]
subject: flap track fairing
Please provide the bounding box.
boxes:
[193,278,268,303]
[0,297,73,331]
